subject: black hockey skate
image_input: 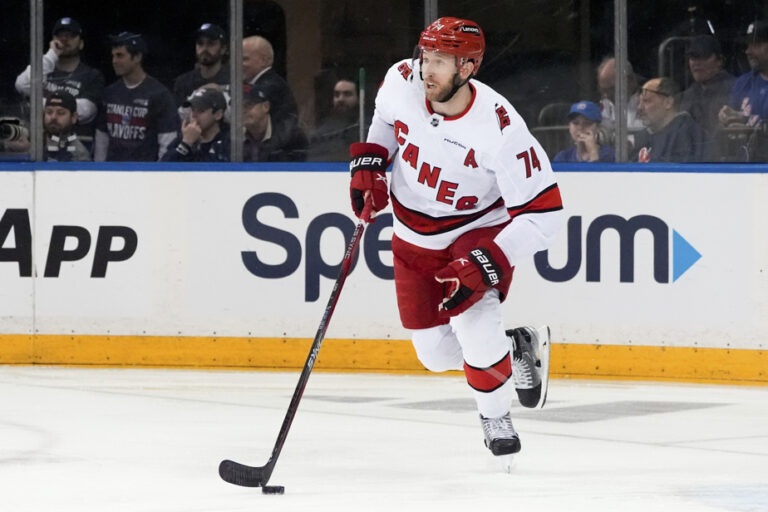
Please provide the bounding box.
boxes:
[507,326,551,409]
[480,412,521,456]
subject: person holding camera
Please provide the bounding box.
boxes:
[0,92,89,161]
[553,101,615,163]
[43,91,91,161]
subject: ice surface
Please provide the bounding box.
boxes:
[1,366,766,512]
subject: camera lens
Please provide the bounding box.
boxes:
[0,123,29,141]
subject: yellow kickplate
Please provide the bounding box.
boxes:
[0,334,764,385]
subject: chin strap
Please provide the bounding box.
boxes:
[440,72,471,103]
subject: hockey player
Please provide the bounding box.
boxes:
[348,18,564,461]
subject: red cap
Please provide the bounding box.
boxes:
[418,17,485,73]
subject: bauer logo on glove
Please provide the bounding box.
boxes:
[349,155,385,170]
[435,242,511,316]
[349,142,390,223]
[469,248,500,286]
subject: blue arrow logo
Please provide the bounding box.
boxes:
[673,230,701,281]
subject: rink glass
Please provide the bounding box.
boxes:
[2,0,767,162]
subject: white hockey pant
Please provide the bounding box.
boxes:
[411,289,514,418]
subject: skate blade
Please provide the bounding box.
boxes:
[499,454,516,474]
[536,325,551,409]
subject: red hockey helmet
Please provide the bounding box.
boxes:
[418,17,485,73]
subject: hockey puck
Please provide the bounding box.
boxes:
[262,485,285,495]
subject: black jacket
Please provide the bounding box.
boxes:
[632,112,706,163]
[243,119,307,162]
[163,126,230,162]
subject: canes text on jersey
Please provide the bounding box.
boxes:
[394,120,479,210]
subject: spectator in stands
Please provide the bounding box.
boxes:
[633,77,705,162]
[308,78,365,161]
[15,17,105,150]
[44,91,91,161]
[242,83,307,162]
[173,23,230,107]
[719,21,768,128]
[95,32,178,161]
[242,36,300,138]
[678,36,734,161]
[597,56,645,132]
[553,101,615,163]
[681,36,734,135]
[0,91,91,161]
[163,87,229,162]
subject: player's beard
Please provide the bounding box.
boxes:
[426,71,466,103]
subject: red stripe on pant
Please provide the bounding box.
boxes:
[463,353,512,393]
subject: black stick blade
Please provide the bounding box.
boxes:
[219,459,270,487]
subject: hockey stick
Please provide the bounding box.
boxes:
[219,199,373,490]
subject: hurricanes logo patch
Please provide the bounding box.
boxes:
[495,104,510,132]
[397,62,412,81]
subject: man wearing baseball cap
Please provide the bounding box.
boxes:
[553,101,615,162]
[95,32,179,161]
[173,23,231,108]
[14,17,105,150]
[242,83,307,162]
[679,35,733,160]
[163,87,229,162]
[719,21,768,131]
[44,91,91,161]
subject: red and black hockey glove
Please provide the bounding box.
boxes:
[435,241,511,317]
[349,142,389,223]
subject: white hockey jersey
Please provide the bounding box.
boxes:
[367,58,565,266]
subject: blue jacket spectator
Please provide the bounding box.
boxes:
[553,101,615,163]
[719,21,768,128]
